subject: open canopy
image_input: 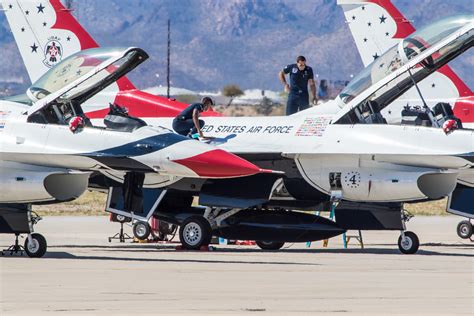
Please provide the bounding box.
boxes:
[333,15,474,124]
[26,47,148,117]
[336,15,473,107]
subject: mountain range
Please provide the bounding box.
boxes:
[0,0,473,94]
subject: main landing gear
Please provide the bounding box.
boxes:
[178,208,241,250]
[179,216,212,250]
[397,210,419,254]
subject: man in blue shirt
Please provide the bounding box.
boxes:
[279,56,318,115]
[173,97,214,138]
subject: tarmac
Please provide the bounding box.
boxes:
[0,215,473,315]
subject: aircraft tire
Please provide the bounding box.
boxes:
[24,233,47,258]
[133,221,151,240]
[256,241,285,250]
[457,220,473,239]
[179,216,212,250]
[398,231,419,254]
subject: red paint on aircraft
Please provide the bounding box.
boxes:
[85,90,220,119]
[368,0,415,38]
[49,0,99,50]
[173,149,269,178]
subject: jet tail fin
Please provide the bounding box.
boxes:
[1,0,100,82]
[2,0,136,91]
[337,0,416,66]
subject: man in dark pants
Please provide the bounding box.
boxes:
[279,56,318,115]
[172,97,214,138]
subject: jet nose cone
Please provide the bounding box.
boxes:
[172,149,268,178]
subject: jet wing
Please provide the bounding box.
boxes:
[26,47,148,117]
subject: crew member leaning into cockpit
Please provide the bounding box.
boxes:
[172,97,214,138]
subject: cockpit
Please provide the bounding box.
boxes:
[335,15,473,127]
[28,99,88,125]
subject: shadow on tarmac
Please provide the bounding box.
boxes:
[36,242,474,260]
[2,242,471,262]
[422,242,473,248]
[38,251,321,265]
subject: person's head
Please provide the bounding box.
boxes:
[296,55,306,69]
[201,96,214,110]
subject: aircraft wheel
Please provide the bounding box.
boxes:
[398,231,419,254]
[133,221,151,240]
[24,233,47,258]
[179,216,212,250]
[457,220,473,239]
[256,241,285,250]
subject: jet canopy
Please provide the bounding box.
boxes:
[27,47,146,103]
[333,15,473,125]
[26,47,148,118]
[337,15,474,106]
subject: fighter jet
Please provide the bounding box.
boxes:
[3,1,474,253]
[53,15,474,254]
[0,46,273,257]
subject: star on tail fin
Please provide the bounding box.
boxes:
[337,0,415,66]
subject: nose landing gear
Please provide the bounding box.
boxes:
[1,232,47,258]
[1,210,47,258]
[24,233,47,258]
[397,210,419,254]
[398,231,419,254]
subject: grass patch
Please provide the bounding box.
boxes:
[33,191,108,216]
[404,198,450,216]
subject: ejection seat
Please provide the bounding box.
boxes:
[104,103,147,132]
[401,106,432,126]
[401,103,462,128]
[355,100,387,124]
[432,102,463,128]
